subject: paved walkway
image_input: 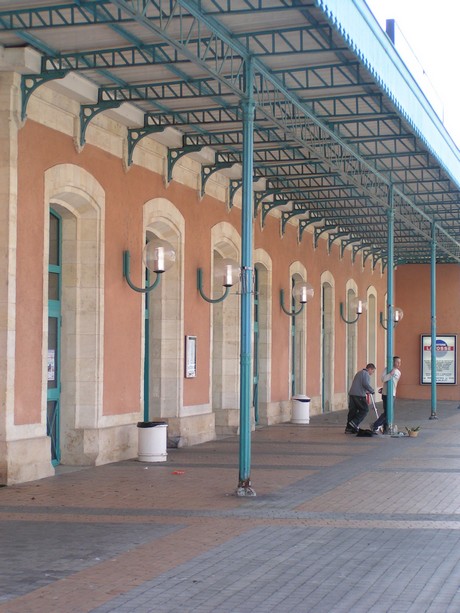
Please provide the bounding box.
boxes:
[1,399,460,613]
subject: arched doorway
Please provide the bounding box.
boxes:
[253,251,272,425]
[367,290,377,388]
[44,165,105,466]
[143,217,183,422]
[291,272,307,397]
[47,209,62,465]
[321,273,335,413]
[210,222,241,436]
[345,284,358,392]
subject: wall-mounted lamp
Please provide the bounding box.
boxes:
[380,306,404,329]
[123,238,176,293]
[340,299,366,324]
[280,282,314,317]
[197,258,240,303]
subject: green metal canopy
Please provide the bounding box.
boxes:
[1,0,460,265]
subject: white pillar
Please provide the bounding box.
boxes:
[0,70,20,482]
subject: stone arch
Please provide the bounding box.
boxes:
[143,198,185,420]
[289,261,308,397]
[210,222,241,435]
[321,271,335,413]
[44,164,105,465]
[253,248,272,424]
[367,285,378,387]
[345,279,358,392]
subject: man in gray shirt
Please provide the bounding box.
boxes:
[345,363,376,433]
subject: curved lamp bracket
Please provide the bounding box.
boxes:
[379,311,389,330]
[123,250,161,293]
[280,289,304,317]
[340,302,361,324]
[197,268,230,303]
[380,307,403,329]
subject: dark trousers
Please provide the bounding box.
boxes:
[346,395,369,428]
[373,395,393,431]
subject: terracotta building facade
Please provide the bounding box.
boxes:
[0,61,458,485]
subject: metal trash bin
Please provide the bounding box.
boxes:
[137,421,168,462]
[292,395,311,424]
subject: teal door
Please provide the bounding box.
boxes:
[47,210,62,465]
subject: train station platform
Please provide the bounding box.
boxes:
[1,398,460,613]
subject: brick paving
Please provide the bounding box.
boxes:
[1,399,460,612]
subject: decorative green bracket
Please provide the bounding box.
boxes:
[340,237,361,258]
[328,231,349,254]
[167,144,202,183]
[280,289,304,317]
[281,208,308,235]
[260,198,289,226]
[197,268,230,303]
[229,179,242,209]
[123,251,161,293]
[314,223,337,248]
[21,71,68,120]
[352,242,370,264]
[80,101,123,147]
[127,124,166,166]
[200,161,235,198]
[254,189,280,218]
[363,247,381,270]
[299,217,321,242]
[363,248,374,265]
[363,248,382,269]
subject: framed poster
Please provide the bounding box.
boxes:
[421,335,457,384]
[185,335,197,378]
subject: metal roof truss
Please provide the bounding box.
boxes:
[1,0,460,264]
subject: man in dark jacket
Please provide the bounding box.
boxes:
[345,363,375,433]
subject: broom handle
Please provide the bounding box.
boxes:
[371,394,379,418]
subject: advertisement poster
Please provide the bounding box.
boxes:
[421,335,457,384]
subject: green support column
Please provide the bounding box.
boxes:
[386,187,395,430]
[237,58,256,497]
[430,223,438,419]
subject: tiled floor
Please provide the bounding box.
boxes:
[1,399,460,612]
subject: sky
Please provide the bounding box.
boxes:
[364,0,460,149]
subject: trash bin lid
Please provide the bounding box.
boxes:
[292,395,310,402]
[137,421,167,428]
